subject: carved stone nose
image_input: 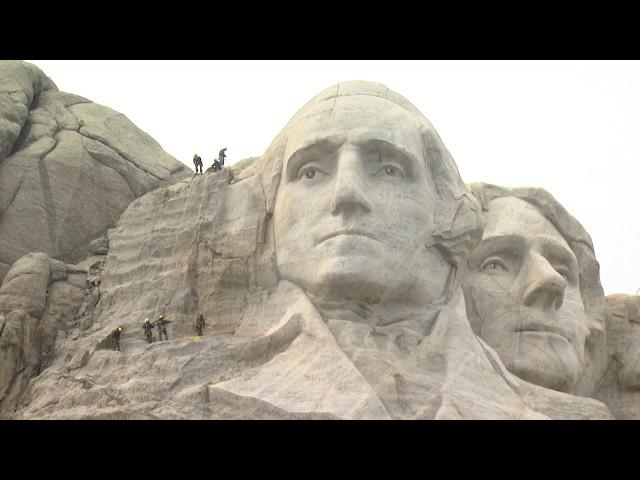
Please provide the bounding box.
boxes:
[331,148,373,216]
[522,252,567,311]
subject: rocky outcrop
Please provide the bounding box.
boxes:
[594,294,640,418]
[0,61,190,284]
[0,252,90,414]
[10,162,272,419]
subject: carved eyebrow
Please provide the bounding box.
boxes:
[284,138,341,180]
[355,138,420,174]
[470,235,526,265]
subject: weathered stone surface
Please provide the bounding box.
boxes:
[594,294,640,418]
[87,235,109,256]
[0,61,190,285]
[7,81,614,419]
[0,252,87,414]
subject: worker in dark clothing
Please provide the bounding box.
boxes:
[155,315,171,341]
[112,326,123,351]
[142,318,154,343]
[194,313,206,337]
[211,159,221,172]
[218,148,227,168]
[193,154,203,174]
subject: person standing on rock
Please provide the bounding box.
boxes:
[195,313,206,336]
[112,326,123,351]
[218,148,227,168]
[143,318,154,343]
[155,315,171,341]
[193,153,203,174]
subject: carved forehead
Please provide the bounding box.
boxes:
[298,80,425,115]
[484,196,571,250]
[284,94,425,162]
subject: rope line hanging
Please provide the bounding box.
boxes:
[112,185,173,344]
[151,177,203,321]
[166,173,211,329]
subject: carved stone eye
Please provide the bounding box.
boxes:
[481,258,508,272]
[304,168,316,179]
[383,165,403,176]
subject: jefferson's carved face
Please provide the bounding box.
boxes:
[273,95,452,307]
[464,197,590,392]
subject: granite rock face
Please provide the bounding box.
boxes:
[0,61,190,284]
[4,81,616,419]
[0,251,91,413]
[594,294,640,418]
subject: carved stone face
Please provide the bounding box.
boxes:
[464,196,591,392]
[273,94,452,308]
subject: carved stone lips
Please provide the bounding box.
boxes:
[515,323,569,340]
[317,229,378,244]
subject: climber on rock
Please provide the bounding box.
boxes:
[143,318,154,343]
[193,153,203,175]
[111,326,123,351]
[194,313,206,337]
[155,315,171,341]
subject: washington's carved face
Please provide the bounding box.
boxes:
[273,95,452,307]
[464,197,591,392]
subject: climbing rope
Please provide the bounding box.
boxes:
[166,173,211,332]
[147,172,212,343]
[151,176,205,322]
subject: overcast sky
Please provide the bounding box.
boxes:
[27,60,640,296]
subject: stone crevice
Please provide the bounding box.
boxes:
[37,152,59,258]
[0,172,26,219]
[60,93,91,108]
[75,124,167,182]
[65,105,172,182]
[76,136,139,200]
[4,77,52,159]
[0,365,26,407]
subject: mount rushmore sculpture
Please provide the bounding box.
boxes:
[0,63,636,419]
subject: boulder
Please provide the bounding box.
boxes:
[0,252,87,414]
[0,61,190,285]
